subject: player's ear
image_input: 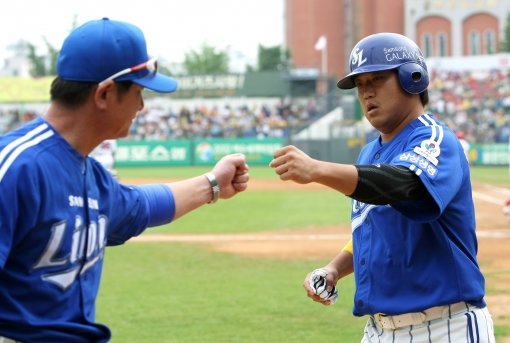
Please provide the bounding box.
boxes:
[94,80,114,109]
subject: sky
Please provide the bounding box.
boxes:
[0,0,285,71]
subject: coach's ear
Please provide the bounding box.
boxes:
[94,80,115,109]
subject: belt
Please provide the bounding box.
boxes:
[371,301,470,330]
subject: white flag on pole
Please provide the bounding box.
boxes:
[314,35,327,51]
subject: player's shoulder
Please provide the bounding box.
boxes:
[405,114,463,170]
[411,113,456,142]
[412,113,445,131]
[0,117,50,143]
[0,118,57,178]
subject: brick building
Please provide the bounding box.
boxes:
[285,0,510,79]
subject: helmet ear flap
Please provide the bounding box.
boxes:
[397,63,429,94]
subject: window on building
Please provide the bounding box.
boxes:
[469,31,480,55]
[437,32,448,56]
[422,33,433,57]
[485,30,496,54]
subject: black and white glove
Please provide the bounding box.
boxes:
[308,269,338,304]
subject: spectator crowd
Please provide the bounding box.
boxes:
[428,68,510,144]
[126,98,319,140]
[1,69,509,144]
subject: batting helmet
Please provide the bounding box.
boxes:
[337,32,429,94]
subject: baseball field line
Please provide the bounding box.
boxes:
[132,230,510,242]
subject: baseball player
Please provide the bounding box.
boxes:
[456,131,470,163]
[0,18,249,342]
[503,199,510,221]
[90,139,118,177]
[270,33,495,342]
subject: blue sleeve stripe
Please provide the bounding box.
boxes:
[138,184,175,227]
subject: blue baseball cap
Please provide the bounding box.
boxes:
[57,18,178,93]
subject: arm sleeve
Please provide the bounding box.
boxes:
[342,239,353,254]
[349,164,430,205]
[138,184,176,227]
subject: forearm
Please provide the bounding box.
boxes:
[311,160,358,196]
[165,174,214,220]
[141,153,247,226]
[270,146,358,195]
[325,247,354,282]
[137,174,214,227]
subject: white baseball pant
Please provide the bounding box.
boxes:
[361,303,495,343]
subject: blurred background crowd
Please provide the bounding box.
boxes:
[1,68,510,144]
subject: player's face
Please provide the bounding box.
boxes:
[111,84,145,138]
[354,70,421,141]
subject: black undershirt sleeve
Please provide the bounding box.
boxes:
[349,164,429,205]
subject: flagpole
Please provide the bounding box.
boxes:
[321,38,328,77]
[314,35,328,97]
[322,38,328,96]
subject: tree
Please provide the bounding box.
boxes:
[500,12,510,52]
[25,16,80,77]
[26,38,59,77]
[257,44,291,72]
[44,37,59,76]
[27,43,47,77]
[183,43,230,74]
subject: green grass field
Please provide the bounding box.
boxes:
[96,165,510,342]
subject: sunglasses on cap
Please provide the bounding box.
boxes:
[99,57,158,85]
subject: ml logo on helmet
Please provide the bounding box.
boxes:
[351,48,367,68]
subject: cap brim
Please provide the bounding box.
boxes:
[337,65,399,89]
[132,73,178,93]
[336,75,356,89]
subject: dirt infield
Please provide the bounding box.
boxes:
[130,178,510,340]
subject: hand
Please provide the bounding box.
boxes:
[211,153,249,200]
[269,145,316,184]
[303,268,339,306]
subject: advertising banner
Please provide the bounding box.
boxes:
[470,143,509,166]
[193,138,283,165]
[116,140,191,166]
[115,138,284,167]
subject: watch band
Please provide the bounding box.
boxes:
[204,173,220,204]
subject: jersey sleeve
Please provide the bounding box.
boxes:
[85,163,149,246]
[392,124,466,221]
[103,187,151,246]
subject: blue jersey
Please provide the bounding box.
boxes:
[0,118,155,342]
[351,113,485,316]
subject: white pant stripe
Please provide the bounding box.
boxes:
[447,318,452,343]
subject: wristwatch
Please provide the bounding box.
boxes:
[204,173,220,204]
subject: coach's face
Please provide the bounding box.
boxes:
[354,70,421,142]
[111,83,145,138]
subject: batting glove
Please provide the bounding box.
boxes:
[308,269,338,304]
